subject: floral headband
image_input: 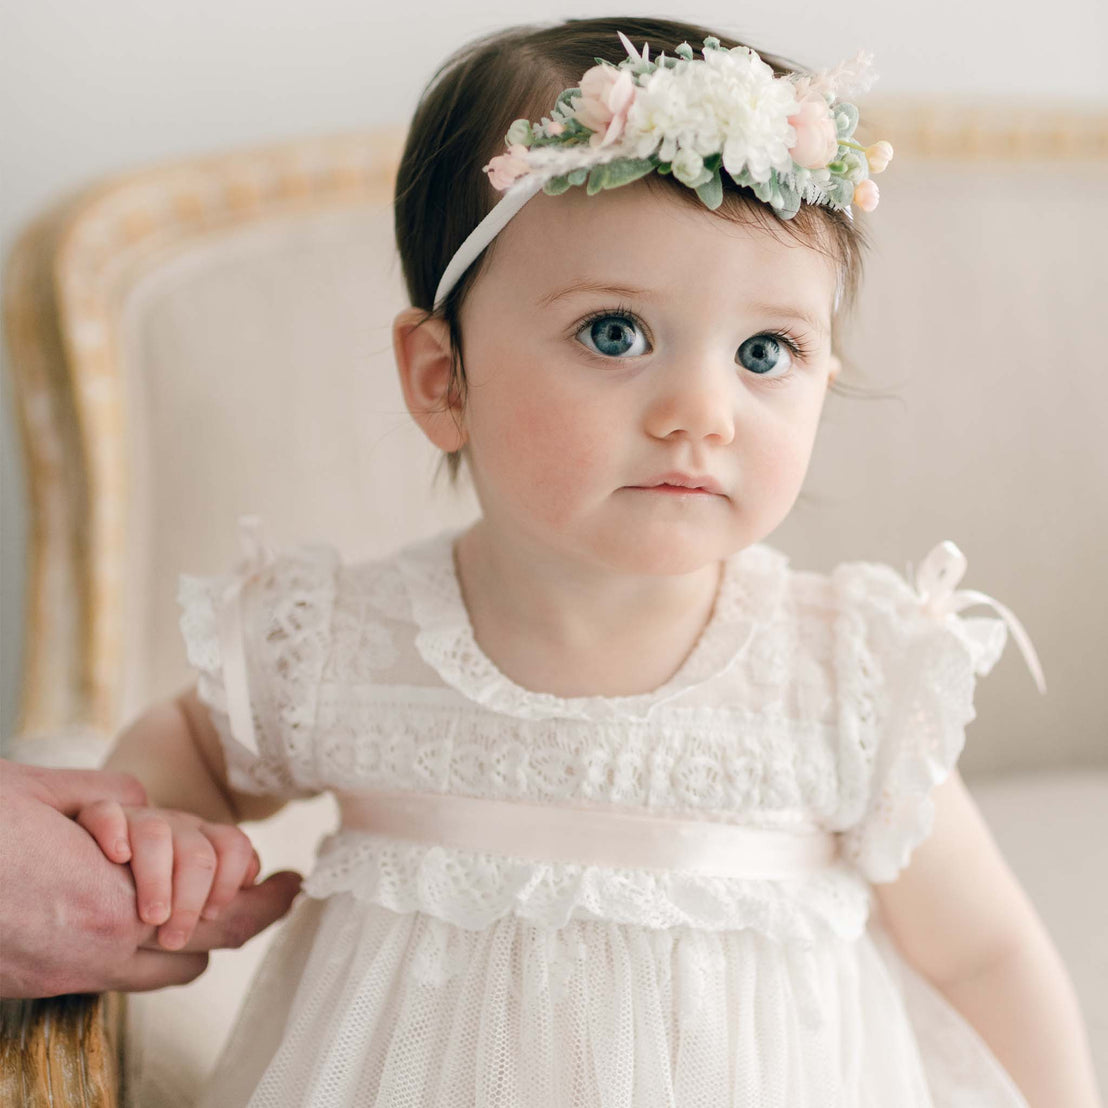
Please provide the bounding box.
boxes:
[432,32,893,311]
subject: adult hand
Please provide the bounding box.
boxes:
[0,758,302,998]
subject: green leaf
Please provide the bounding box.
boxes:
[657,162,673,175]
[776,182,801,220]
[586,164,611,195]
[749,177,775,205]
[600,157,656,188]
[567,167,588,186]
[830,176,855,206]
[834,102,859,140]
[674,41,694,61]
[704,152,722,172]
[543,175,573,196]
[695,167,723,210]
[505,119,534,147]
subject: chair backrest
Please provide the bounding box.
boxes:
[5,104,1107,775]
[5,101,1106,1107]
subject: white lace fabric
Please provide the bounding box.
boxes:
[178,518,1029,1107]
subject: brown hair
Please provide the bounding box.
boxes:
[394,16,872,488]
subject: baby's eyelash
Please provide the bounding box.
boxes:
[571,307,817,367]
[759,328,815,362]
[574,303,647,340]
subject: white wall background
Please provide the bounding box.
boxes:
[3,0,1106,741]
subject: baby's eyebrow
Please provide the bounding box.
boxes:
[746,302,831,339]
[538,282,830,339]
[536,280,651,308]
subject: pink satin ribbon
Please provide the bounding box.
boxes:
[911,541,1047,695]
[334,788,841,879]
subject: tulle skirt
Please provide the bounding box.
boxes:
[197,891,1028,1107]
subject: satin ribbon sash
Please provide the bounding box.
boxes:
[911,541,1047,695]
[334,788,841,879]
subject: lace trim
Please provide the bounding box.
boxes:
[178,571,281,796]
[301,831,873,944]
[832,558,1008,883]
[251,540,340,788]
[176,522,340,797]
[394,527,792,722]
[312,696,842,816]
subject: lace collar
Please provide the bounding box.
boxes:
[395,526,791,722]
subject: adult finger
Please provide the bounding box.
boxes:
[151,870,304,952]
[75,798,132,863]
[107,949,211,993]
[11,761,149,814]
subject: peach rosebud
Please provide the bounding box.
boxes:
[787,93,839,169]
[547,120,566,136]
[574,65,636,148]
[865,140,894,173]
[483,143,531,190]
[853,178,880,212]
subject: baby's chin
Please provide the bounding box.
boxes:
[580,525,744,579]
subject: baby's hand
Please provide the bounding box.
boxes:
[75,801,262,950]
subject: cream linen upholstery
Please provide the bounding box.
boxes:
[3,104,1105,1105]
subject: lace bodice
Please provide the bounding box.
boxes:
[178,519,1020,946]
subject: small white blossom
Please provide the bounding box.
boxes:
[671,147,705,186]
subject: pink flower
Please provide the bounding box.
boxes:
[787,92,840,169]
[546,120,566,136]
[483,143,532,190]
[865,140,894,174]
[853,178,880,212]
[573,64,636,148]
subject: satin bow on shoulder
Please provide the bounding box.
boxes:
[909,541,1047,696]
[216,514,278,756]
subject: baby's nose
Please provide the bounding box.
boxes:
[643,363,737,444]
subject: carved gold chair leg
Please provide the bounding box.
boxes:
[0,992,126,1107]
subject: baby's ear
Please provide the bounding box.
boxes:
[392,306,467,452]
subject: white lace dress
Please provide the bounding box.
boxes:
[179,517,1036,1108]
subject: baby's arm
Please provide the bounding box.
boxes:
[103,686,287,824]
[87,686,290,949]
[872,768,1103,1107]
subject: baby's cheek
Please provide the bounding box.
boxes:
[496,391,606,514]
[741,420,819,521]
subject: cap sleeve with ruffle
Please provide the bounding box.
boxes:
[176,515,340,800]
[831,540,1045,885]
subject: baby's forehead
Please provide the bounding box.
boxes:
[495,184,839,320]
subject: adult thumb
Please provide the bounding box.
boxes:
[188,870,304,951]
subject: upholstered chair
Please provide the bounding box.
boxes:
[2,102,1105,1105]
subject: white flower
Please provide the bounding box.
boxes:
[623,45,799,183]
[671,146,705,186]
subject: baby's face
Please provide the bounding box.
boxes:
[456,181,840,575]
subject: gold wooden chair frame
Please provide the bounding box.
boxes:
[3,99,1104,1104]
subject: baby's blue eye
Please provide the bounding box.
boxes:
[576,313,649,358]
[737,334,793,378]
